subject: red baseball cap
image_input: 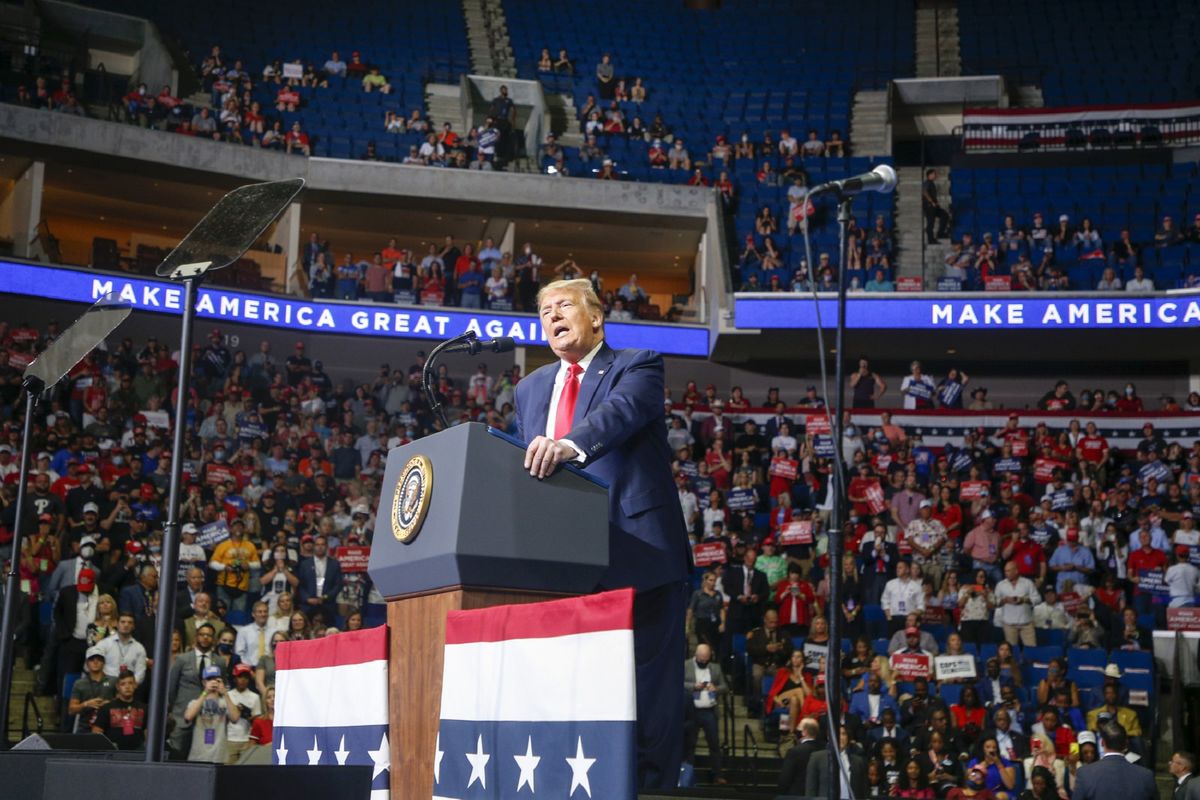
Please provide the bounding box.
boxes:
[905,626,920,636]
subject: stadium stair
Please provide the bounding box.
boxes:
[463,0,515,78]
[894,165,953,281]
[425,82,471,141]
[7,661,59,740]
[915,0,961,78]
[1012,84,1045,108]
[849,90,890,157]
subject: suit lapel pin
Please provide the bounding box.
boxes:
[597,370,605,376]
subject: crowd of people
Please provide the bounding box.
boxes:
[0,310,1183,789]
[674,372,1181,794]
[301,232,680,321]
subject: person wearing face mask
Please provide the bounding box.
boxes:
[259,544,299,610]
[36,534,100,694]
[682,643,727,785]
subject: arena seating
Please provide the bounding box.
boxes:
[951,162,1200,288]
[958,0,1200,105]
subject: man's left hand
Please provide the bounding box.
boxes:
[525,436,577,479]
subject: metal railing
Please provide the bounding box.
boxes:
[741,723,761,787]
[21,691,43,739]
[962,109,1200,153]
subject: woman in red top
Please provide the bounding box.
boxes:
[895,758,935,799]
[705,441,732,491]
[249,686,274,749]
[775,564,818,634]
[768,491,794,535]
[726,386,750,411]
[950,685,987,745]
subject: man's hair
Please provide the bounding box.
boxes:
[1098,720,1128,752]
[536,279,605,320]
[1177,751,1197,772]
[118,611,136,623]
[196,621,216,634]
[799,717,820,738]
[117,670,137,684]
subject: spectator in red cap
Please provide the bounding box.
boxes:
[53,565,98,682]
[224,662,262,763]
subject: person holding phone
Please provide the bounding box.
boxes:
[184,665,241,763]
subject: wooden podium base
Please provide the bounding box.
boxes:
[386,587,568,800]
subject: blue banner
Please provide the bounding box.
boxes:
[735,293,1200,330]
[0,260,710,357]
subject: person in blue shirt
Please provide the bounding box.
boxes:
[864,268,894,292]
[457,263,484,309]
[1048,529,1096,592]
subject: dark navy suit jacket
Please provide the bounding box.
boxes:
[515,342,690,592]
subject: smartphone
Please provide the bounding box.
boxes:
[1069,742,1079,756]
[1032,738,1042,754]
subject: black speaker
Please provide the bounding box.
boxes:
[0,750,140,799]
[13,733,117,751]
[43,760,372,800]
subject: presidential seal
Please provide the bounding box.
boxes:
[391,454,433,543]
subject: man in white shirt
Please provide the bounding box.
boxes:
[880,561,924,634]
[683,643,726,784]
[95,611,148,684]
[676,475,699,537]
[993,560,1040,646]
[225,663,263,765]
[906,500,948,587]
[1166,546,1200,608]
[234,601,273,668]
[1033,587,1071,629]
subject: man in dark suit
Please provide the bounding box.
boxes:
[1072,721,1157,800]
[778,717,822,795]
[516,278,691,790]
[745,608,791,716]
[295,534,343,625]
[1171,751,1196,800]
[166,620,227,757]
[118,563,159,643]
[764,402,794,441]
[723,547,769,636]
[804,726,868,798]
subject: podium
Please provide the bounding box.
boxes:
[368,423,609,800]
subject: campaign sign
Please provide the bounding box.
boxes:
[334,546,371,573]
[196,519,231,550]
[779,520,814,546]
[959,481,989,500]
[865,482,887,515]
[890,652,931,680]
[1167,607,1200,631]
[935,655,978,681]
[693,542,727,567]
[1137,568,1170,599]
[769,458,798,481]
[727,488,758,511]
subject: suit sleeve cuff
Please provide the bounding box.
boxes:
[559,438,587,464]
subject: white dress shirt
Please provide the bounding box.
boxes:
[235,622,271,667]
[545,339,605,460]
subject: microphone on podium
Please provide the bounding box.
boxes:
[423,332,517,427]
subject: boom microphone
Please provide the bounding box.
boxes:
[809,163,897,197]
[443,335,516,355]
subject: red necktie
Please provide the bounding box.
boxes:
[553,363,583,439]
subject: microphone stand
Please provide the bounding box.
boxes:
[422,332,477,430]
[823,191,854,799]
[0,375,44,743]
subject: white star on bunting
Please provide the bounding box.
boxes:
[513,735,541,793]
[334,734,350,766]
[367,731,390,781]
[433,732,444,784]
[565,736,596,798]
[306,735,323,766]
[275,734,287,765]
[465,734,490,789]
